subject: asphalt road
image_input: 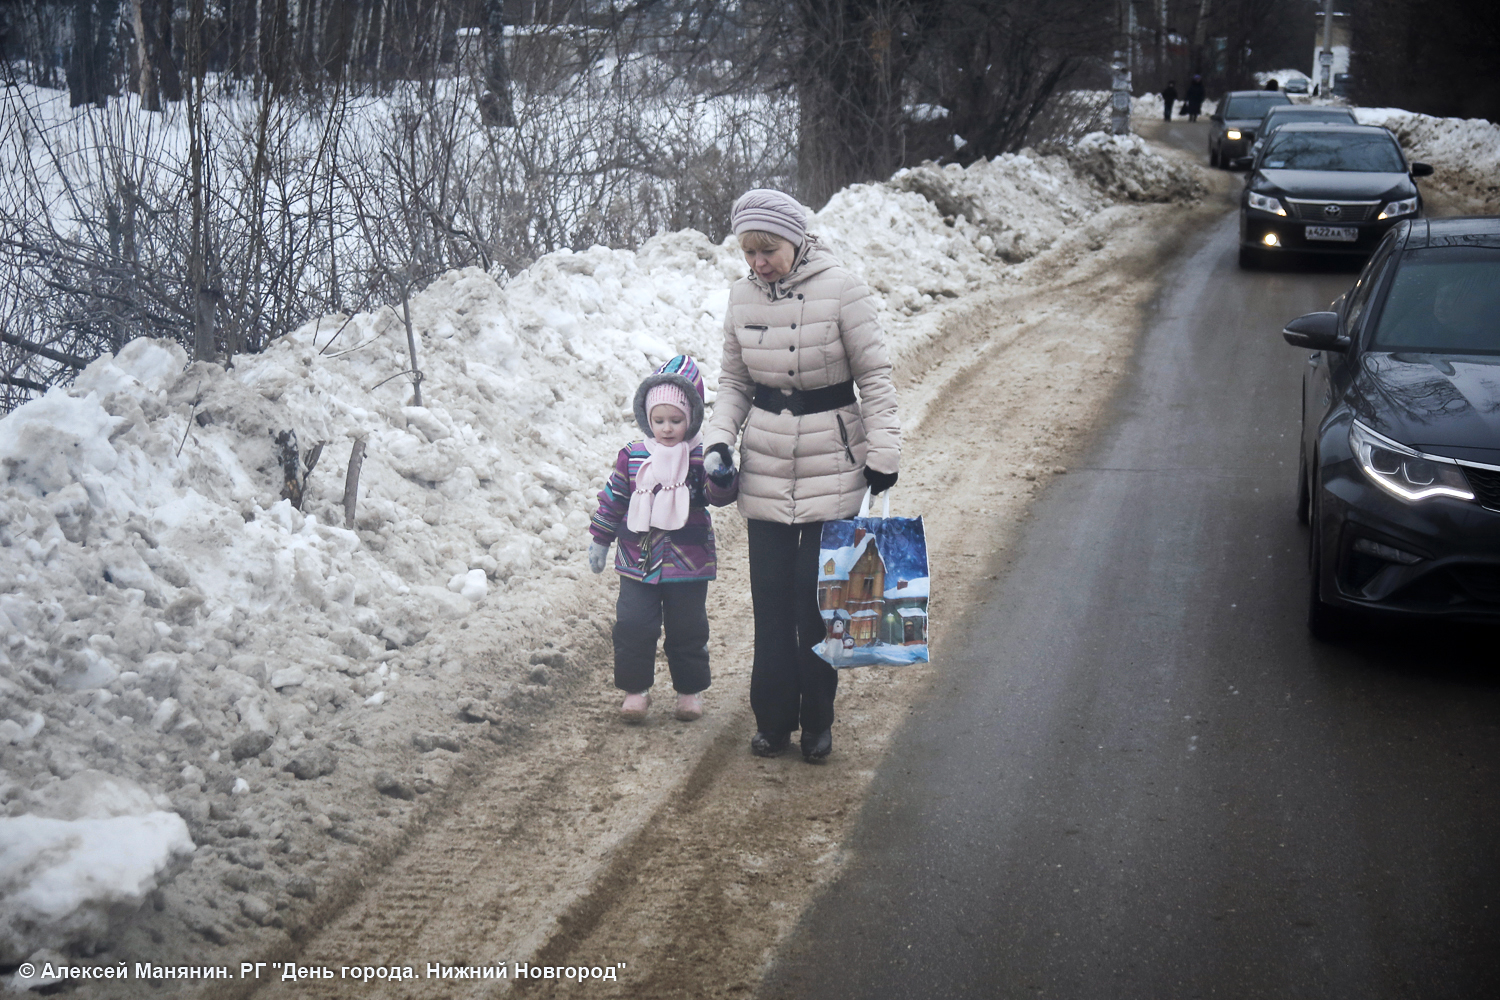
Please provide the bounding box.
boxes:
[758,197,1500,998]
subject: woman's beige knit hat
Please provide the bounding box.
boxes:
[730,189,808,246]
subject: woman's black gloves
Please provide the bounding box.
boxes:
[863,467,898,495]
[703,443,736,484]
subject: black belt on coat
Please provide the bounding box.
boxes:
[752,380,856,416]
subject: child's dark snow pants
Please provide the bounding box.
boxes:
[613,578,711,694]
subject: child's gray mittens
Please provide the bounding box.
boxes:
[588,541,610,574]
[704,443,735,484]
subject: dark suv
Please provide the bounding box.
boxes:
[1209,90,1293,168]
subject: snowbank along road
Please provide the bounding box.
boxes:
[3,108,1494,997]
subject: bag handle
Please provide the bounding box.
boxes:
[857,488,892,519]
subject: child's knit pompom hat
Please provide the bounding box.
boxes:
[633,356,706,439]
[644,383,692,424]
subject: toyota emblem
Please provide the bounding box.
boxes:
[1323,204,1343,220]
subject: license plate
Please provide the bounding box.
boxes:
[1305,225,1358,242]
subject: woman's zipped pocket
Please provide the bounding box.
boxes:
[742,324,768,344]
[836,415,856,465]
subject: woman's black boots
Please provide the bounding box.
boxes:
[800,729,831,763]
[751,729,831,762]
[750,731,791,757]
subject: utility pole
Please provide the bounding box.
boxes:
[1111,0,1132,134]
[1158,0,1168,84]
[1193,0,1211,76]
[1319,0,1334,95]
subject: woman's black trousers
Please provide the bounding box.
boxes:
[746,519,838,735]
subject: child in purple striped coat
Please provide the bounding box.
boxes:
[588,356,737,723]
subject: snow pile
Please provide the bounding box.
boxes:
[888,151,1102,264]
[1067,133,1206,203]
[887,134,1200,264]
[0,132,1203,959]
[0,246,746,793]
[1353,107,1500,210]
[1,771,193,962]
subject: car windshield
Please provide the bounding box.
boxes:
[1261,132,1405,171]
[1222,95,1291,119]
[1370,249,1500,354]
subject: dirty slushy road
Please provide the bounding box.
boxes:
[761,197,1500,999]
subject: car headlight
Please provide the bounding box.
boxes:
[1247,191,1287,216]
[1348,420,1474,503]
[1377,196,1418,220]
[1226,129,1242,140]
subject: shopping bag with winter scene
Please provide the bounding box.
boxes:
[813,491,929,667]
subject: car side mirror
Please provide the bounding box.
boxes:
[1210,113,1223,122]
[1282,312,1348,352]
[1231,156,1254,170]
[1410,161,1434,177]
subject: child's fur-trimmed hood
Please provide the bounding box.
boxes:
[633,355,706,439]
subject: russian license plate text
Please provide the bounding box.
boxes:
[1305,225,1358,242]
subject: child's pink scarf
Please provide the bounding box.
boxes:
[627,436,700,533]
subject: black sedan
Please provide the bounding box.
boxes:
[1207,89,1291,168]
[1246,104,1357,158]
[1239,122,1433,268]
[1285,216,1500,638]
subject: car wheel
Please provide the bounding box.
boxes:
[1295,440,1310,525]
[1238,245,1260,270]
[1210,144,1220,168]
[1307,487,1351,642]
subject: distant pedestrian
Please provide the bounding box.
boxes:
[705,188,902,764]
[1184,75,1206,122]
[1265,78,1280,91]
[588,355,738,724]
[1162,80,1178,121]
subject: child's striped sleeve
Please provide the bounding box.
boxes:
[590,447,632,543]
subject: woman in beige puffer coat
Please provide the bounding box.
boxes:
[702,188,901,763]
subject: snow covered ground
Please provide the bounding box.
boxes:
[0,125,1204,971]
[1,771,194,965]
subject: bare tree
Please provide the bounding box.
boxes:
[707,0,1112,205]
[127,0,181,110]
[1351,0,1500,121]
[67,0,122,108]
[182,0,219,360]
[915,0,1113,166]
[1202,0,1314,91]
[479,0,517,126]
[785,0,935,207]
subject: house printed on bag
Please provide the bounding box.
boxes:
[818,525,928,648]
